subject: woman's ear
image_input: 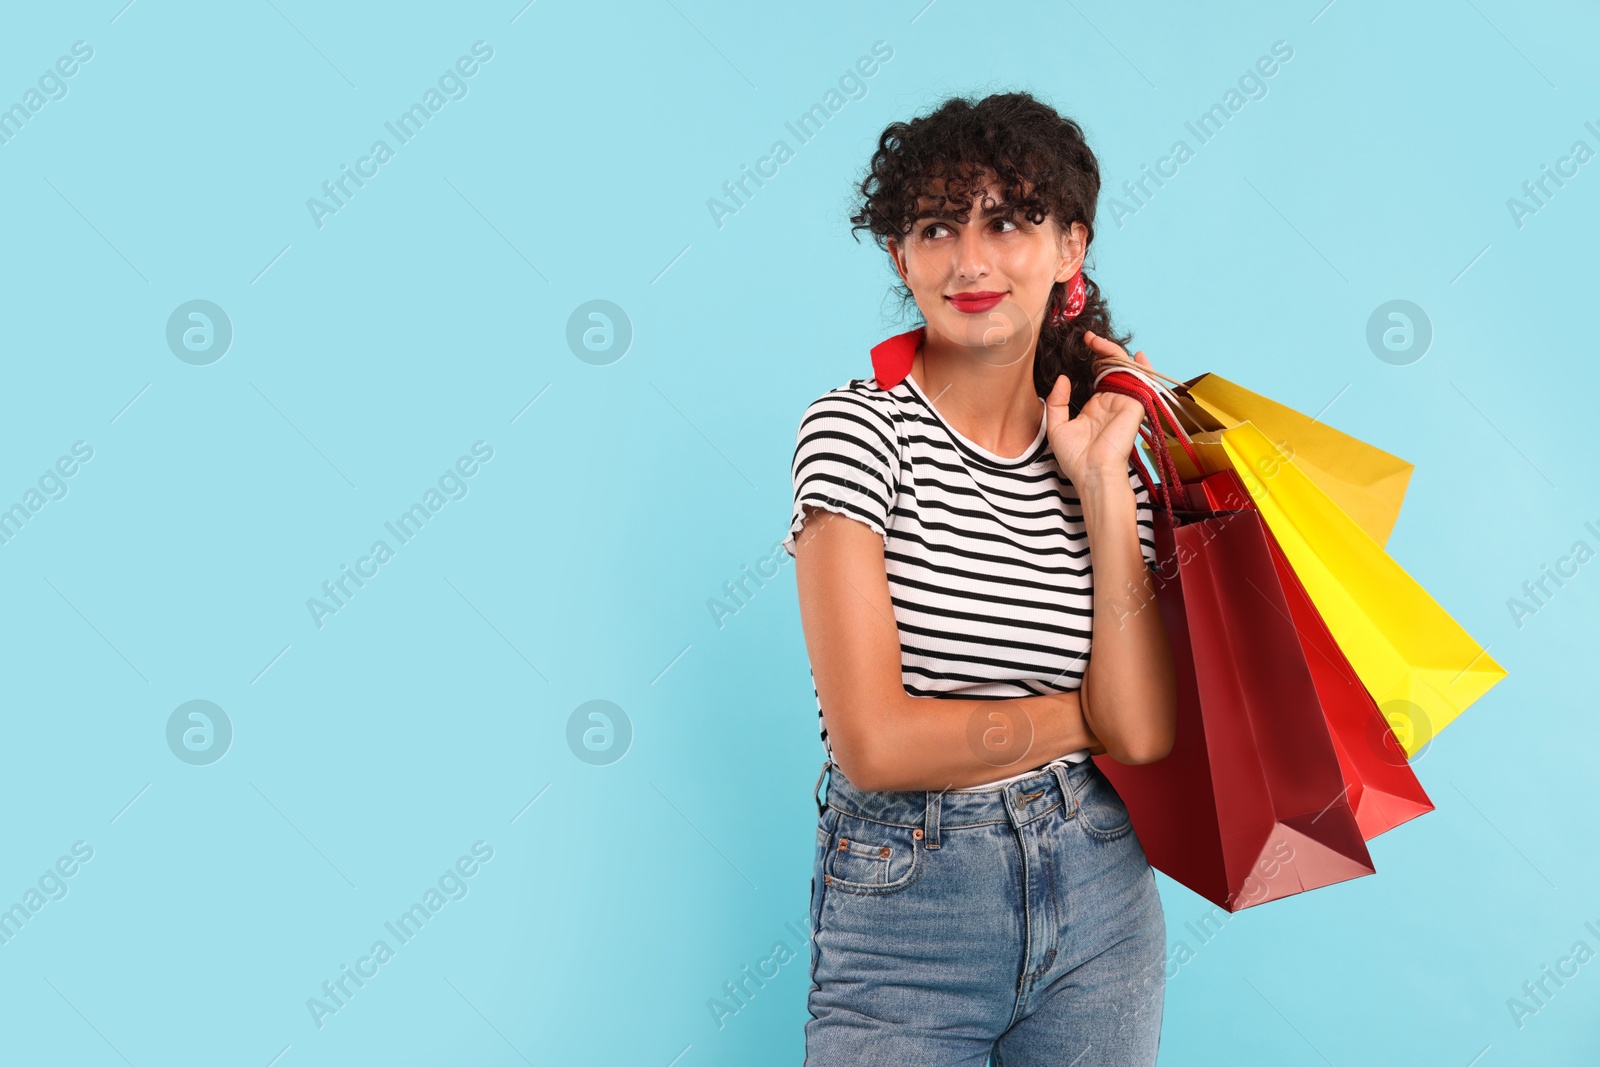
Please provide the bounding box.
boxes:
[1055,220,1088,282]
[887,236,908,284]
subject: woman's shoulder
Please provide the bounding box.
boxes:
[795,375,909,432]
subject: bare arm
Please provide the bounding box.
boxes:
[793,505,1105,793]
[1077,473,1176,764]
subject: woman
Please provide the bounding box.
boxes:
[782,92,1178,1065]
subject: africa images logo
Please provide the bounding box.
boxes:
[306,441,494,629]
[306,41,495,229]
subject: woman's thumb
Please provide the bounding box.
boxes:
[1045,374,1072,408]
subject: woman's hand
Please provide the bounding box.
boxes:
[1083,722,1109,757]
[1044,330,1153,490]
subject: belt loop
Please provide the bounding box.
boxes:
[814,758,832,818]
[922,787,944,850]
[1050,761,1079,817]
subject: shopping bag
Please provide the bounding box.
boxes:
[1181,372,1415,546]
[1088,368,1376,912]
[1180,466,1434,840]
[1163,418,1505,757]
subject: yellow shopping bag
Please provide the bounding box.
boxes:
[1152,417,1504,757]
[1181,373,1415,547]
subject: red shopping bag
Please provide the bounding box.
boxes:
[1182,467,1434,840]
[1089,368,1376,912]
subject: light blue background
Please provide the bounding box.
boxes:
[1,1,1595,1064]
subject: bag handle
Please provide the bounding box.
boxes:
[1095,370,1180,522]
[1090,355,1197,526]
[1091,354,1203,463]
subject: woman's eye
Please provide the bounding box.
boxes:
[921,222,950,240]
[993,217,1019,233]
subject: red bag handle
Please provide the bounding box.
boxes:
[1091,365,1195,527]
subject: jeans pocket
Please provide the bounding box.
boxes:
[1075,769,1134,841]
[822,809,922,895]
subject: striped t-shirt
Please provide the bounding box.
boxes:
[782,369,1158,790]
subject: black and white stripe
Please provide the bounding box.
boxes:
[782,372,1157,788]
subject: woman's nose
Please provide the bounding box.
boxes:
[953,227,990,280]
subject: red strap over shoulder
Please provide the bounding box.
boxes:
[870,326,924,389]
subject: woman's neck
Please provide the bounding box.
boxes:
[908,330,1044,457]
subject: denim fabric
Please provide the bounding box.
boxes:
[804,756,1165,1066]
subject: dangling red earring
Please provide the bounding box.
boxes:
[1048,269,1087,326]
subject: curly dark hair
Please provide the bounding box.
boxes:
[849,91,1132,416]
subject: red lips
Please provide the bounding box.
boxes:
[947,291,1005,314]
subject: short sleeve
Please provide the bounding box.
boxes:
[1129,458,1158,569]
[781,390,900,557]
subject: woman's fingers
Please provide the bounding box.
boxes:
[1087,331,1159,380]
[1083,330,1132,362]
[1045,373,1072,409]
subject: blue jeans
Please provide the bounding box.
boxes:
[804,757,1166,1066]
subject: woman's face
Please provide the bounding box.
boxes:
[889,175,1086,362]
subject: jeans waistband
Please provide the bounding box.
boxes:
[812,756,1099,850]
